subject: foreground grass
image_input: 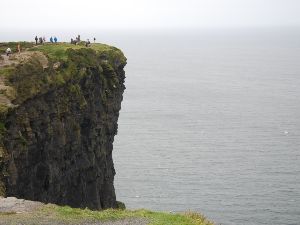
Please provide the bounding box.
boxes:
[50,205,214,225]
[0,204,214,225]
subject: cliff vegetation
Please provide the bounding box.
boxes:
[0,200,214,225]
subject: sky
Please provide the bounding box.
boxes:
[1,0,300,30]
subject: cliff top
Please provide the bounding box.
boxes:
[0,42,126,113]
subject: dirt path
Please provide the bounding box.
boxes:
[0,51,49,107]
[0,51,48,69]
[0,197,43,213]
[0,55,14,67]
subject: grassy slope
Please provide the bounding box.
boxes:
[28,42,126,63]
[0,204,214,225]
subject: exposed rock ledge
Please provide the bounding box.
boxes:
[0,196,43,213]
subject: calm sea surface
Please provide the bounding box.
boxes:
[2,28,300,225]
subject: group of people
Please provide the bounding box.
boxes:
[50,36,58,43]
[4,34,96,57]
[71,35,81,45]
[70,35,96,47]
[34,34,97,47]
[35,36,58,45]
[84,38,97,47]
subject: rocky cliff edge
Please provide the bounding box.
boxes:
[0,42,126,210]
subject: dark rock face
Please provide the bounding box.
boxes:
[2,61,126,209]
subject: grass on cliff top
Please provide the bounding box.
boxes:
[28,42,125,62]
[0,41,126,106]
[0,204,214,225]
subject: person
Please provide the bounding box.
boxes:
[39,37,43,44]
[43,36,46,43]
[6,48,12,56]
[35,36,38,45]
[54,37,58,43]
[85,39,91,47]
[93,37,96,43]
[50,36,53,43]
[17,43,21,53]
[77,35,81,42]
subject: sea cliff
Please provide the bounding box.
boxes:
[0,42,126,209]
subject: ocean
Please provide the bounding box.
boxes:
[2,28,300,225]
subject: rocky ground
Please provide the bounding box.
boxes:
[0,197,148,225]
[0,51,48,107]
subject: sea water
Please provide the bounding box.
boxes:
[112,28,300,225]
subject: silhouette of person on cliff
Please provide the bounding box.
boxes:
[6,48,12,56]
[35,36,38,45]
[93,37,96,43]
[50,36,53,43]
[54,37,58,43]
[85,39,91,47]
[17,43,21,53]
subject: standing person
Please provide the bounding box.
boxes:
[35,36,38,45]
[50,36,53,43]
[6,48,12,56]
[17,43,21,53]
[54,37,58,43]
[93,37,96,43]
[85,39,91,47]
[43,36,46,43]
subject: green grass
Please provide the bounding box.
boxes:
[0,203,214,225]
[29,43,84,61]
[50,205,214,225]
[28,42,126,63]
[0,66,15,77]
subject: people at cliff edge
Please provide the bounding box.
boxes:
[50,36,53,43]
[54,37,58,43]
[39,37,43,44]
[85,39,91,47]
[35,36,38,45]
[17,43,21,53]
[6,48,12,56]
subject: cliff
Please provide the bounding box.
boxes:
[0,42,126,209]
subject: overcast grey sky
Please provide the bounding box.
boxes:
[1,0,300,29]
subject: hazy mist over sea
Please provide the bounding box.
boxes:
[2,28,300,225]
